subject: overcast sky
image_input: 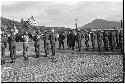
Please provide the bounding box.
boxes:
[1,0,123,28]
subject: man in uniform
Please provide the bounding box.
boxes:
[67,31,70,49]
[97,30,103,51]
[90,31,96,50]
[112,31,116,50]
[115,30,119,49]
[102,30,106,50]
[108,31,113,50]
[49,29,56,56]
[23,31,29,60]
[69,30,75,50]
[119,30,123,53]
[103,30,109,51]
[43,30,49,57]
[58,32,65,50]
[76,30,82,51]
[75,33,78,48]
[1,32,7,65]
[8,29,16,63]
[34,31,41,58]
[84,31,89,50]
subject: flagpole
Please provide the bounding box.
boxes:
[75,18,78,32]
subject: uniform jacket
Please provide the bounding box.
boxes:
[8,34,16,46]
[49,33,56,44]
[58,33,65,42]
[34,35,41,46]
[1,34,7,48]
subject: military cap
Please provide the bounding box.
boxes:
[10,29,14,33]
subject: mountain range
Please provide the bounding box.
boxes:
[79,19,121,30]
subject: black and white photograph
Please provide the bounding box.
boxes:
[1,0,124,83]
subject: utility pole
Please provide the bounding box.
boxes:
[75,18,78,31]
[120,20,123,28]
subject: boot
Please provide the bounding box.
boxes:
[35,53,39,58]
[10,60,14,63]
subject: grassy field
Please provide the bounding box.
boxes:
[1,39,124,82]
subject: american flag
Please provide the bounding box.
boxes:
[27,16,37,27]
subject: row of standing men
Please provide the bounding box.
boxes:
[1,29,123,64]
[60,29,123,52]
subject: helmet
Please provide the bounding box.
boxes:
[10,29,14,33]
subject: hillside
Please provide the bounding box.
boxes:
[79,19,121,30]
[1,17,71,34]
[1,17,23,34]
[1,17,23,29]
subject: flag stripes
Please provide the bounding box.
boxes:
[27,16,37,27]
[21,16,39,32]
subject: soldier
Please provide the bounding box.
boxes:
[84,31,89,50]
[58,32,65,50]
[90,31,96,50]
[97,30,103,51]
[119,30,123,53]
[49,29,56,56]
[75,34,78,48]
[22,31,29,60]
[67,31,70,49]
[8,29,16,63]
[112,31,116,50]
[34,31,42,58]
[103,30,106,50]
[115,30,119,49]
[8,34,11,52]
[43,30,49,57]
[69,31,73,49]
[1,32,7,65]
[103,31,109,51]
[76,30,82,51]
[69,30,75,50]
[108,31,113,50]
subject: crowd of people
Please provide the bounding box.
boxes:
[65,29,123,52]
[1,27,123,65]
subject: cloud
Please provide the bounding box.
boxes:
[1,1,122,28]
[1,1,16,6]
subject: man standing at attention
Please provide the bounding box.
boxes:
[23,31,29,60]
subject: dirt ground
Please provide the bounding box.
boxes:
[1,40,124,82]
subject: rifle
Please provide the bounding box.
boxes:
[37,32,43,39]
